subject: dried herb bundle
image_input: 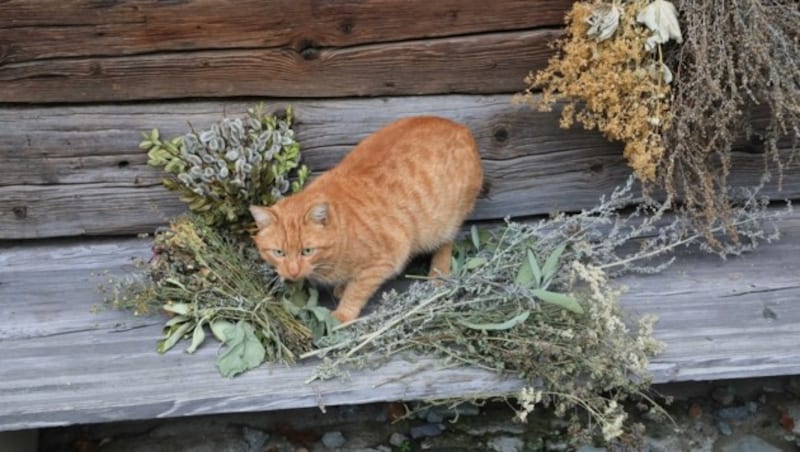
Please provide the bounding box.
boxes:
[518,0,679,181]
[521,0,799,246]
[107,105,322,376]
[662,0,800,244]
[141,104,309,231]
[304,179,783,443]
[109,215,317,376]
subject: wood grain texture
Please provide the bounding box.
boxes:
[0,28,559,103]
[2,96,797,239]
[0,0,571,63]
[1,210,798,430]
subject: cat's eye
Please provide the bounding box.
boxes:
[301,247,316,256]
[272,249,285,257]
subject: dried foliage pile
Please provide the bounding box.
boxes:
[303,179,783,444]
[521,0,799,244]
[108,100,788,441]
[518,0,679,181]
[663,0,799,242]
[107,106,323,376]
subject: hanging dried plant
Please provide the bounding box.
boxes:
[661,0,799,245]
[517,0,679,182]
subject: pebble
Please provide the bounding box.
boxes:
[242,426,269,450]
[425,410,444,424]
[410,423,443,439]
[389,432,409,447]
[487,435,524,452]
[718,434,781,452]
[545,440,569,451]
[576,446,606,452]
[321,431,346,449]
[712,386,736,406]
[717,406,750,422]
[746,401,758,414]
[422,404,481,423]
[762,381,783,393]
[716,420,733,436]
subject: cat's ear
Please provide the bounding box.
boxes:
[249,205,275,229]
[305,202,329,226]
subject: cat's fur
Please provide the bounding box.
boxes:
[250,116,483,323]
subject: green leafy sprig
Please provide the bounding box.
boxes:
[140,104,310,230]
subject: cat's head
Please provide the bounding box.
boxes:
[249,200,337,281]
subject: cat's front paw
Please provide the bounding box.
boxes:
[331,308,357,324]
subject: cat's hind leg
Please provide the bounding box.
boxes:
[428,241,453,278]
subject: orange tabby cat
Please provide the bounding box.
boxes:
[250,116,483,323]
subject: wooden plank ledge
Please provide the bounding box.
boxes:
[2,96,796,239]
[1,210,799,431]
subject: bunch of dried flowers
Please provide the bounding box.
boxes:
[517,0,682,181]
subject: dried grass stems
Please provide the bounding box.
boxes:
[302,178,784,444]
[663,0,800,245]
[521,0,798,249]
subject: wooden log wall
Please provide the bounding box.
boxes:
[1,1,800,430]
[1,0,798,241]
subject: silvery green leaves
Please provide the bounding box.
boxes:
[140,104,310,230]
[215,320,267,378]
[514,243,584,314]
[586,3,622,42]
[637,0,683,51]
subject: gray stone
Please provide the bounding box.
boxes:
[488,435,524,452]
[712,386,736,406]
[410,424,443,439]
[545,440,569,451]
[718,435,782,452]
[242,426,269,450]
[389,432,409,447]
[466,423,525,436]
[643,436,687,452]
[425,410,444,424]
[449,403,481,417]
[746,401,758,414]
[716,420,733,436]
[321,431,346,449]
[576,446,606,452]
[717,406,750,422]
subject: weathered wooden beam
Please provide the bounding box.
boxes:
[0,28,559,103]
[1,210,798,430]
[1,96,797,239]
[0,0,571,63]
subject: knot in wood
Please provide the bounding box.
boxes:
[12,206,28,219]
[492,125,509,143]
[298,40,320,61]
